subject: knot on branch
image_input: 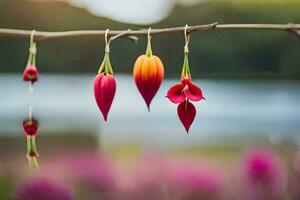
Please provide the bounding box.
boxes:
[211,22,219,29]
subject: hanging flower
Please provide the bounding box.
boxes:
[94,73,116,121]
[23,31,39,86]
[133,28,164,111]
[23,118,39,137]
[166,25,204,134]
[23,107,40,169]
[94,29,116,121]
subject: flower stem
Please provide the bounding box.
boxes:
[181,51,191,78]
[98,54,106,74]
[102,52,113,75]
[26,52,33,66]
[145,35,153,57]
[26,136,39,169]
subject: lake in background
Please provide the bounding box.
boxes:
[0,74,300,148]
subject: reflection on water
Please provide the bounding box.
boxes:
[0,74,300,147]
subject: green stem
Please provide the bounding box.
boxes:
[26,52,32,66]
[145,37,153,57]
[27,137,39,157]
[98,54,106,74]
[32,52,36,66]
[105,53,113,74]
[31,42,37,66]
[181,51,191,78]
[26,136,39,169]
[31,137,39,157]
[98,51,114,75]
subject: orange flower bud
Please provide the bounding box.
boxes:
[133,29,164,111]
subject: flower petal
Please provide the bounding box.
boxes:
[185,80,205,102]
[177,100,196,133]
[167,83,186,104]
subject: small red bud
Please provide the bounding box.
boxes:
[23,119,39,137]
[23,65,39,84]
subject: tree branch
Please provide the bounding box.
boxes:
[0,23,300,41]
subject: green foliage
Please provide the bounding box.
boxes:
[0,0,300,78]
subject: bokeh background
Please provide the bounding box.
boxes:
[0,0,300,199]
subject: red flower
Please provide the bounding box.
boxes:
[177,100,196,133]
[23,65,39,84]
[23,118,39,137]
[94,73,116,121]
[166,41,204,134]
[167,76,204,104]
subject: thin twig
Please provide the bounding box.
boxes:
[0,23,300,41]
[109,29,137,43]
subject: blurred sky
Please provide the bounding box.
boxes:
[31,0,203,24]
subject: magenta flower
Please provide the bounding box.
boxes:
[166,41,205,134]
[242,149,287,200]
[167,76,204,104]
[94,73,116,121]
[14,179,74,200]
[94,37,117,122]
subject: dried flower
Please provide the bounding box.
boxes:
[243,149,286,200]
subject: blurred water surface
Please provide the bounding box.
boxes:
[0,74,299,148]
